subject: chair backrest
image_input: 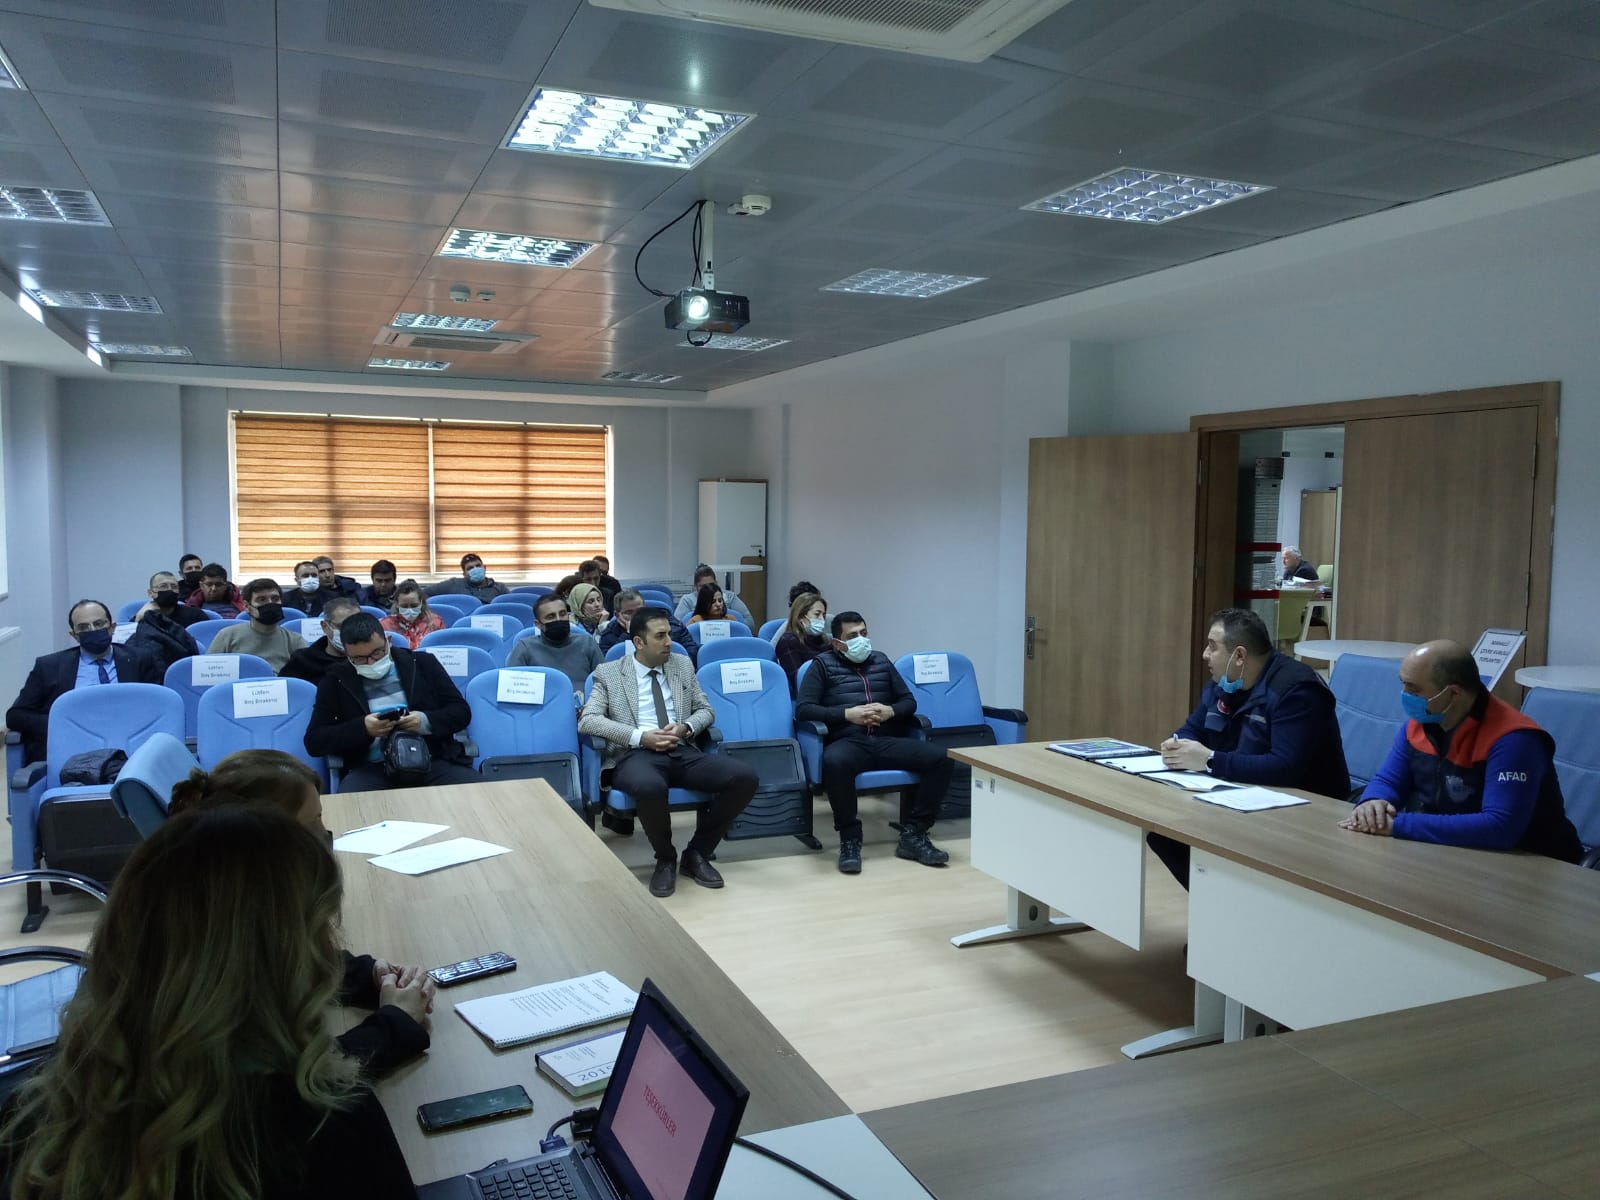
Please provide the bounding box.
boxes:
[510,585,554,599]
[163,653,277,741]
[195,677,325,785]
[465,668,580,765]
[637,587,674,608]
[696,659,793,742]
[418,643,497,682]
[1329,653,1406,789]
[894,651,985,728]
[697,637,777,667]
[489,595,537,612]
[116,599,147,623]
[687,619,751,645]
[603,640,687,662]
[387,630,409,649]
[757,618,785,642]
[1318,564,1335,589]
[420,626,507,666]
[45,684,186,787]
[359,605,388,621]
[109,733,199,838]
[1275,591,1315,642]
[279,607,307,623]
[1520,687,1600,849]
[187,619,237,652]
[428,593,481,616]
[452,611,521,639]
[476,603,534,629]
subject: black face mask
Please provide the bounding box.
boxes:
[253,602,284,626]
[181,571,203,590]
[153,590,180,608]
[542,619,571,642]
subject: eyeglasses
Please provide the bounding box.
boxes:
[71,619,111,634]
[346,646,390,665]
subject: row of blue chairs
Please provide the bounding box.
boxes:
[1329,654,1600,866]
[117,601,391,625]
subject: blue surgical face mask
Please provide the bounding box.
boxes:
[1400,686,1449,725]
[1215,649,1246,694]
[806,617,826,636]
[298,576,319,593]
[466,566,486,583]
[398,605,422,621]
[843,635,872,663]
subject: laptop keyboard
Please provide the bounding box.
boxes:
[476,1159,582,1200]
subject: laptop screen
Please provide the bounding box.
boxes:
[591,979,750,1200]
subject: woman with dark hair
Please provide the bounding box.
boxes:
[169,749,432,1077]
[687,583,727,624]
[0,807,416,1199]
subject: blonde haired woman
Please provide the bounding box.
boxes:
[775,591,829,694]
[0,806,415,1199]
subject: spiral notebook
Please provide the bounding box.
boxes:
[455,970,639,1050]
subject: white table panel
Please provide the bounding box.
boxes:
[1515,665,1600,693]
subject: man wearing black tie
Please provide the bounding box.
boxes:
[5,599,162,764]
[579,606,756,898]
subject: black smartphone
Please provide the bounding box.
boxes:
[375,705,408,720]
[417,1084,533,1134]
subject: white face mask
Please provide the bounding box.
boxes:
[298,576,319,593]
[398,605,423,621]
[328,629,344,651]
[843,635,872,663]
[353,656,392,681]
[806,617,826,636]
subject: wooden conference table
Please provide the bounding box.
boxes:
[951,743,1600,1052]
[865,974,1600,1199]
[329,781,849,1184]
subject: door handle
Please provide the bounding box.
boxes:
[1025,615,1037,660]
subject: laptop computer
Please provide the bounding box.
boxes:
[422,978,750,1200]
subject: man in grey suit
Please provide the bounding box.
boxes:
[579,606,757,898]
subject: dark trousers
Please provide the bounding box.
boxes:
[820,734,953,837]
[1147,832,1190,890]
[339,758,482,793]
[610,744,757,863]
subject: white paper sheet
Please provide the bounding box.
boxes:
[1192,786,1310,812]
[912,653,950,684]
[332,820,449,856]
[231,678,289,718]
[368,836,512,875]
[1145,771,1239,792]
[299,618,322,640]
[497,669,547,704]
[1101,755,1170,775]
[424,645,469,676]
[470,614,507,634]
[718,660,763,694]
[191,654,241,685]
[697,620,731,641]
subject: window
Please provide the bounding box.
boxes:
[231,413,609,581]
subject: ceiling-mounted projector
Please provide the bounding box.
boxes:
[665,288,749,334]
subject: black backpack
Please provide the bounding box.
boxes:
[381,730,431,787]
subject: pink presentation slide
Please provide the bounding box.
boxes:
[608,1027,715,1200]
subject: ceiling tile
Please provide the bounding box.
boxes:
[878,145,1108,207]
[277,50,532,141]
[0,143,88,189]
[1292,138,1556,202]
[0,90,68,146]
[94,195,279,240]
[0,0,277,46]
[70,149,279,206]
[278,121,494,189]
[279,173,467,224]
[449,194,638,244]
[29,93,278,168]
[473,149,681,211]
[1453,84,1600,158]
[1472,0,1600,60]
[994,0,1197,74]
[970,77,1248,160]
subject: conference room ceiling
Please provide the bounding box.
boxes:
[1,0,1598,394]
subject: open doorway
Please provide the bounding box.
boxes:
[1235,426,1344,652]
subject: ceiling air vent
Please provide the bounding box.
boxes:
[586,0,1075,61]
[374,327,535,355]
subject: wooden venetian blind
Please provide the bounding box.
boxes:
[432,424,609,577]
[233,415,608,581]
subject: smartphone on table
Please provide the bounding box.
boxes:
[416,1084,533,1133]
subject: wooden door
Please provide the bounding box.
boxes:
[1298,489,1339,569]
[1339,406,1540,695]
[1025,434,1201,745]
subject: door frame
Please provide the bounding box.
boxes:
[1188,382,1559,689]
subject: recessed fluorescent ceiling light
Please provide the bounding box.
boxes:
[507,88,750,169]
[822,268,984,298]
[391,312,500,331]
[369,357,449,371]
[438,227,595,268]
[1024,167,1271,224]
[602,370,681,384]
[29,289,160,312]
[678,334,790,352]
[0,186,110,225]
[91,342,192,357]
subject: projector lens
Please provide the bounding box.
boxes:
[685,294,710,320]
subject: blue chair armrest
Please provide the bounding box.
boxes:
[324,754,345,794]
[705,725,724,748]
[10,761,45,793]
[983,705,1029,746]
[1582,845,1600,871]
[795,720,828,786]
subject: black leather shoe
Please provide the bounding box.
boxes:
[601,810,635,837]
[649,859,677,897]
[679,849,725,889]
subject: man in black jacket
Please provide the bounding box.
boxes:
[794,610,954,874]
[6,599,163,763]
[281,596,361,686]
[597,589,698,664]
[303,612,479,791]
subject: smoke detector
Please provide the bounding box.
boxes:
[727,193,771,217]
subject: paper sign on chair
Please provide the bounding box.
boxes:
[496,670,546,705]
[426,645,470,676]
[719,661,763,694]
[232,679,289,719]
[191,655,241,686]
[913,654,950,684]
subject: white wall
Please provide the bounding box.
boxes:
[1111,245,1600,664]
[744,331,1073,706]
[0,367,67,703]
[1277,455,1343,556]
